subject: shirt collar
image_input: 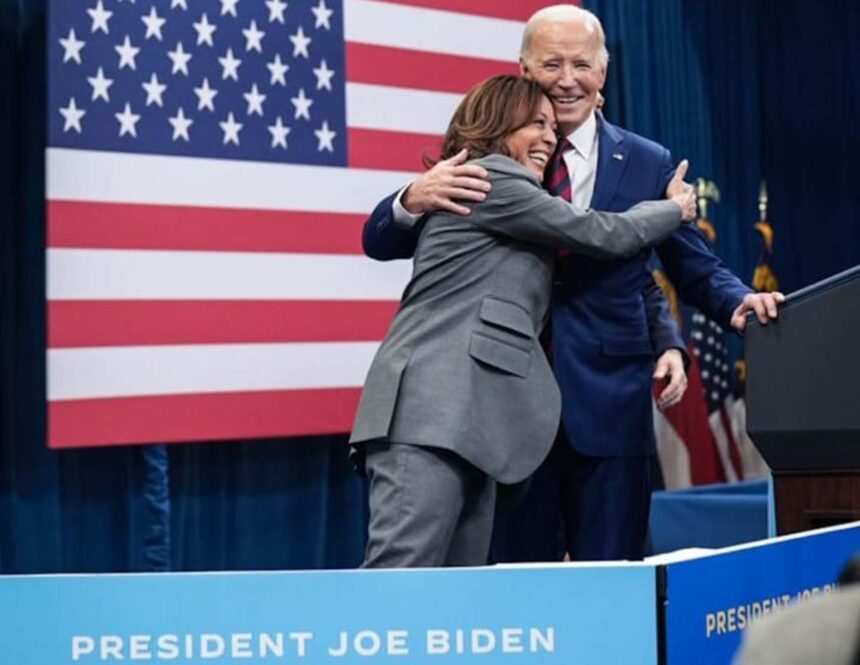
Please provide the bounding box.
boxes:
[564,111,598,158]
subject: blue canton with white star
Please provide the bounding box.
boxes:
[689,312,733,413]
[49,0,346,166]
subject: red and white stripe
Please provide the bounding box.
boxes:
[47,0,552,448]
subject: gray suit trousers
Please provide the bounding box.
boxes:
[362,442,496,568]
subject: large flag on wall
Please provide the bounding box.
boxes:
[47,0,547,448]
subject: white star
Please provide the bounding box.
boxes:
[242,20,265,52]
[194,77,218,111]
[168,107,193,141]
[311,0,333,30]
[218,48,241,81]
[243,83,266,116]
[289,26,311,58]
[266,0,287,23]
[313,59,335,91]
[115,35,140,70]
[115,102,141,137]
[167,41,192,76]
[59,97,86,133]
[268,116,291,149]
[170,0,187,9]
[141,6,166,40]
[314,120,336,152]
[266,53,289,86]
[290,87,312,120]
[87,67,113,102]
[59,28,85,64]
[142,72,167,106]
[220,0,239,17]
[193,13,217,47]
[87,0,113,34]
[219,112,243,145]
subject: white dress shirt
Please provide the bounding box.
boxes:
[562,111,599,210]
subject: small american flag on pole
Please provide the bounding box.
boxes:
[689,311,743,482]
[47,0,547,448]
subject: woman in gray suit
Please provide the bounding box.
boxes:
[350,75,696,568]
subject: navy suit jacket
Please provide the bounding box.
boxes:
[362,116,752,457]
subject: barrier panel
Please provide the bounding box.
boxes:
[2,523,858,665]
[662,522,860,664]
[0,563,659,665]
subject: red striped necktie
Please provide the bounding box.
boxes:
[543,138,573,202]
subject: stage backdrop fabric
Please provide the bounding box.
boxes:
[3,0,860,573]
[585,0,860,293]
[3,0,370,574]
[45,0,555,449]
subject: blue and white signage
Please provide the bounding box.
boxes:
[0,564,658,664]
[663,523,860,664]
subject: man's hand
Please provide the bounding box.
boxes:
[654,348,687,411]
[730,292,786,331]
[401,148,492,216]
[666,160,697,222]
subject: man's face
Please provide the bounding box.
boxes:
[519,20,607,135]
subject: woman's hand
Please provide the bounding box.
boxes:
[666,159,697,222]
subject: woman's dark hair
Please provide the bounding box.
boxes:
[427,74,551,168]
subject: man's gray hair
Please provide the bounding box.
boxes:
[520,4,610,68]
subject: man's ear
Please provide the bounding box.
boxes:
[518,57,529,77]
[597,63,608,89]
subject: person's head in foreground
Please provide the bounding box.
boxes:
[438,74,557,181]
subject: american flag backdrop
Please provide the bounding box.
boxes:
[47,0,553,448]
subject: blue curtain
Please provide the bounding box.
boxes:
[756,0,860,290]
[585,0,860,293]
[0,0,367,574]
[3,0,859,573]
[586,0,764,284]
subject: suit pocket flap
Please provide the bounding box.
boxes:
[469,333,530,378]
[600,338,653,357]
[479,298,533,338]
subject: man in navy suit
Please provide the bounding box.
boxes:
[361,4,783,561]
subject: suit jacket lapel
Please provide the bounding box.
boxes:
[590,115,628,211]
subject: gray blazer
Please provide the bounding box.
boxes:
[350,154,682,484]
